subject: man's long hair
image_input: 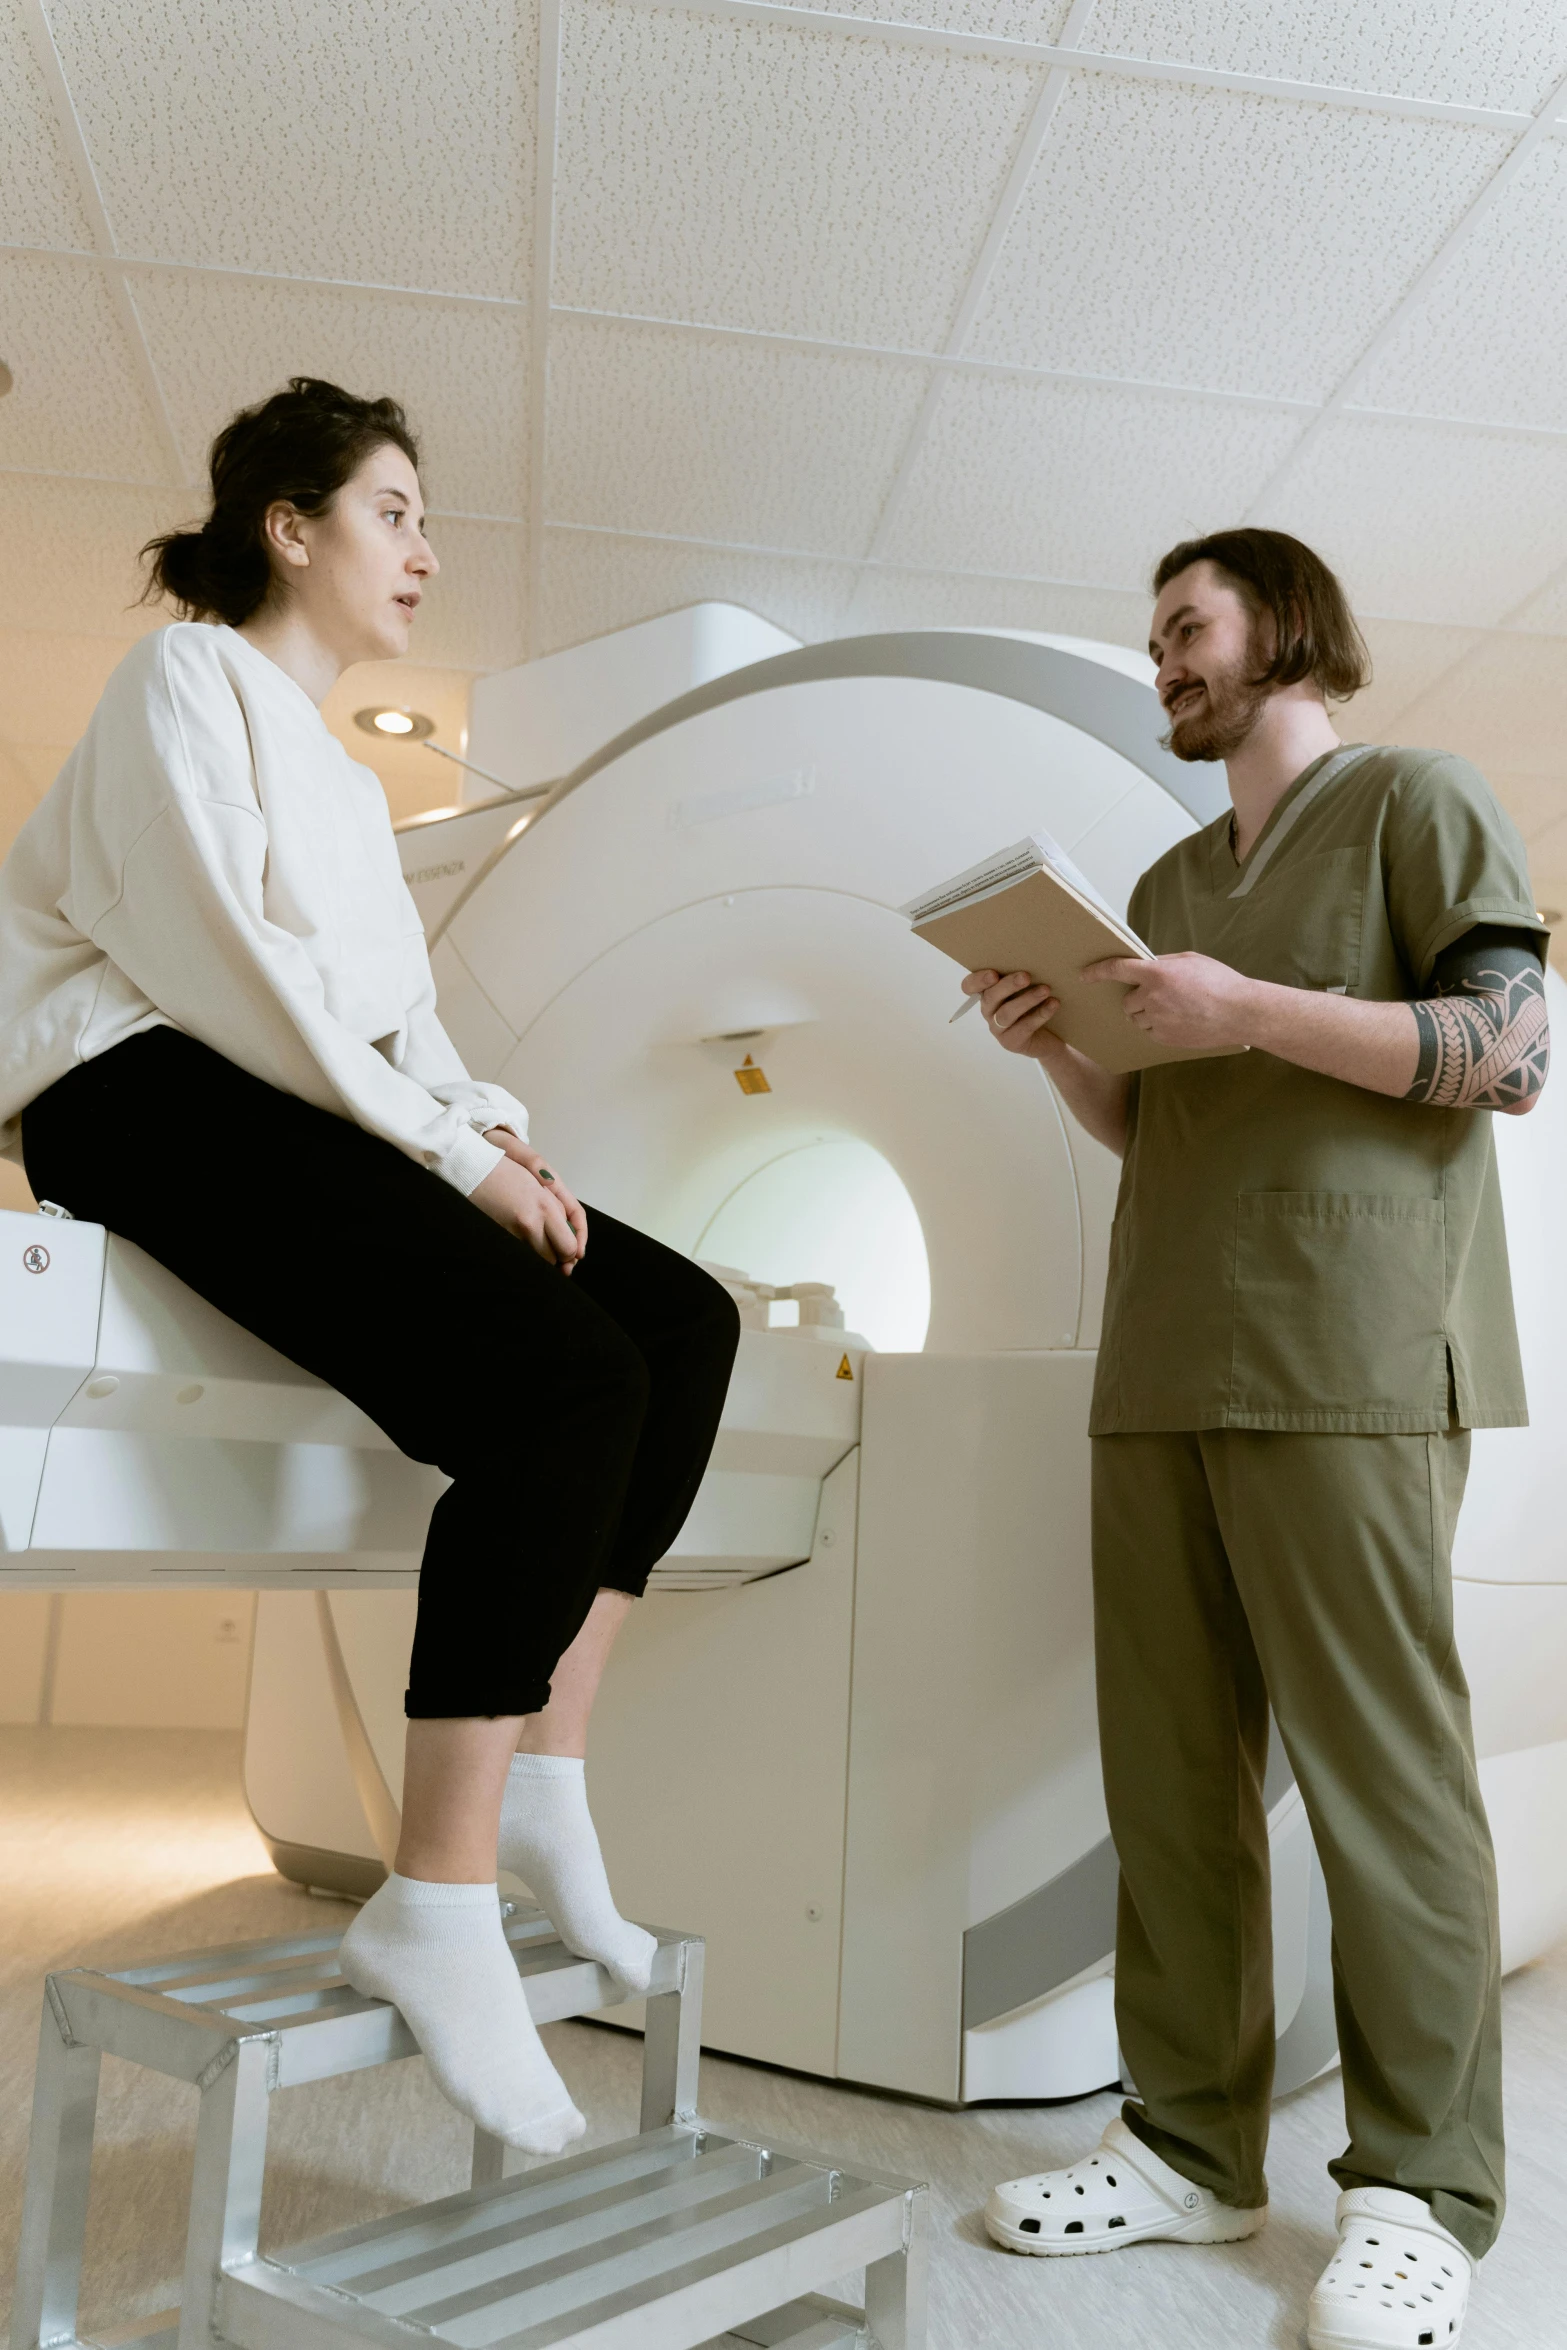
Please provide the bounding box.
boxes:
[1152,528,1371,704]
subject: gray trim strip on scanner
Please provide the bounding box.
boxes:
[961,1717,1301,2034]
[428,632,1228,948]
[962,1837,1121,2034]
[1227,744,1375,899]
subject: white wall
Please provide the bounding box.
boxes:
[0,1159,36,1213]
[0,1589,254,1728]
[0,1590,52,1720]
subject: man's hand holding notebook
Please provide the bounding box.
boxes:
[901,832,1247,1075]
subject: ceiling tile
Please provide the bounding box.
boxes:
[880,372,1300,582]
[0,253,169,479]
[399,517,528,671]
[47,0,536,298]
[0,0,96,249]
[1525,812,1567,889]
[842,565,1149,646]
[1354,143,1567,430]
[546,318,931,559]
[555,1,1039,349]
[768,0,1076,35]
[1385,630,1567,775]
[129,272,529,515]
[1088,1,1567,114]
[967,74,1508,400]
[1344,616,1487,740]
[1488,771,1567,842]
[0,473,193,636]
[1508,566,1567,633]
[539,528,858,654]
[0,628,128,745]
[1257,414,1567,625]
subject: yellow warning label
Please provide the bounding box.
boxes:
[836,1354,854,1381]
[733,1053,772,1096]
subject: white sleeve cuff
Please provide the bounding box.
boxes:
[440,1125,507,1198]
[469,1085,529,1140]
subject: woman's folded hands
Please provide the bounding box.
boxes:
[473,1128,588,1269]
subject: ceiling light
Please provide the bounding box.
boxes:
[354,706,434,740]
[348,712,549,806]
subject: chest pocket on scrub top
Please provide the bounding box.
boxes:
[1229,1191,1447,1420]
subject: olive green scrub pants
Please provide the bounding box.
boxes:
[1092,1425,1504,2261]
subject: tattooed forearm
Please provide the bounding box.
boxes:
[1405,926,1550,1112]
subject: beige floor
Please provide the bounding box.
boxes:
[1,1726,1563,2350]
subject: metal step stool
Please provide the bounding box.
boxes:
[12,1912,927,2350]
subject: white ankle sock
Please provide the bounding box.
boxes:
[338,1873,585,2154]
[499,1754,657,1996]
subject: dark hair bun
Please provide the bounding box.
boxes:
[141,377,419,627]
[144,515,273,630]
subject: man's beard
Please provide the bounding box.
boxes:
[1161,652,1269,763]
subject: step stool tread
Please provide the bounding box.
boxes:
[43,1914,693,2085]
[466,2186,905,2350]
[413,2168,842,2339]
[330,2146,772,2311]
[61,1908,649,2014]
[279,2127,719,2282]
[218,2124,916,2350]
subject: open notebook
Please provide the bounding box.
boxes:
[902,832,1243,1075]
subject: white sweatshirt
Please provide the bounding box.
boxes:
[0,622,525,1195]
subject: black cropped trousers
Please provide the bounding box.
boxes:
[23,1028,740,1717]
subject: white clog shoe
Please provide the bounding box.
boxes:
[985,2115,1267,2256]
[1308,2187,1472,2348]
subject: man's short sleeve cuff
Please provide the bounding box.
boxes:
[1410,899,1552,985]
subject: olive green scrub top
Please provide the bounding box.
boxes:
[1089,744,1549,1436]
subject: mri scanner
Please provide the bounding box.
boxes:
[5,607,1567,2111]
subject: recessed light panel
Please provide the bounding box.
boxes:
[354,707,434,740]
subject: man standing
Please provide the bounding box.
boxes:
[970,529,1549,2350]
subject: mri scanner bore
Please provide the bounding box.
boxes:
[5,609,1566,2106]
[697,1137,930,1354]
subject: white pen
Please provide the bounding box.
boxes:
[949,992,981,1024]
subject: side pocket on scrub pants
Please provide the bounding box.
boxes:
[1229,1191,1447,1420]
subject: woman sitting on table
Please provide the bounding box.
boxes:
[0,377,739,2156]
